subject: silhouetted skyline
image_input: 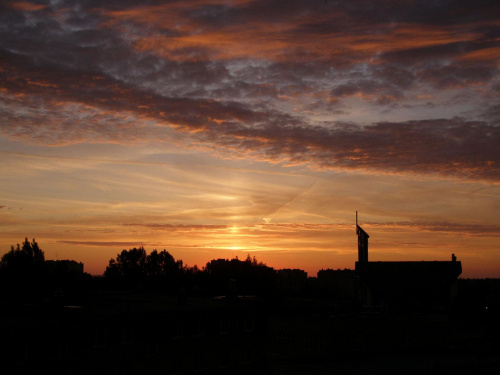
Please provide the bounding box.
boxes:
[1,236,499,374]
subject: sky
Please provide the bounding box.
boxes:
[0,0,499,277]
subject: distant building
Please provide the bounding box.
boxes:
[354,214,462,312]
[278,268,307,278]
[276,269,308,295]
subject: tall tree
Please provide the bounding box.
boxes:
[1,237,45,275]
[104,247,147,284]
[0,238,46,299]
[146,249,182,280]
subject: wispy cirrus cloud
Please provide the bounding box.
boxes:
[58,240,158,248]
[368,221,500,237]
[125,221,500,237]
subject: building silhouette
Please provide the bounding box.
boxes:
[354,214,462,312]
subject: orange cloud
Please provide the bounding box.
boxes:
[8,1,47,11]
[102,2,490,67]
[459,45,500,62]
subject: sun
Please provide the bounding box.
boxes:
[229,226,239,234]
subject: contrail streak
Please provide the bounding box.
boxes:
[263,181,318,224]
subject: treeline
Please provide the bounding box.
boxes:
[2,239,500,316]
[103,247,199,292]
[103,246,277,296]
[0,239,282,300]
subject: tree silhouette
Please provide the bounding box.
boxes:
[0,238,46,299]
[146,249,184,286]
[1,237,45,276]
[104,247,147,285]
[104,248,278,295]
[205,255,277,296]
[104,247,188,291]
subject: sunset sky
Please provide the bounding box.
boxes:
[1,0,499,277]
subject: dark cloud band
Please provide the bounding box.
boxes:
[1,1,498,182]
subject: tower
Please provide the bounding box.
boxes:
[356,211,369,263]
